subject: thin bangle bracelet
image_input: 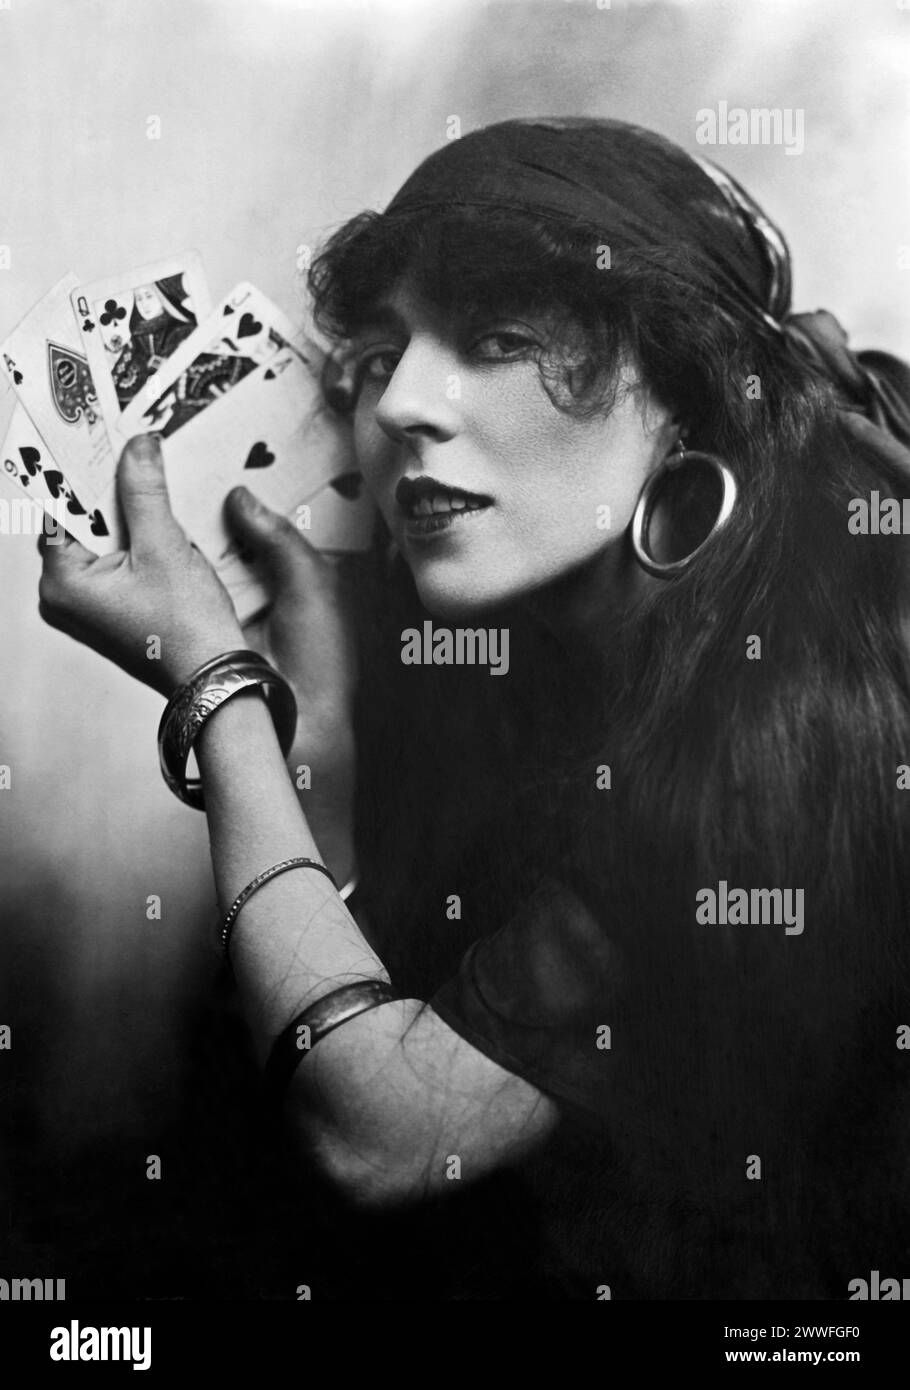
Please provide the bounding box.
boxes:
[338,874,359,903]
[219,857,337,959]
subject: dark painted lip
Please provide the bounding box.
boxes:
[395,474,493,516]
[403,505,492,542]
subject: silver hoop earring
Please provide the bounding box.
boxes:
[630,441,738,579]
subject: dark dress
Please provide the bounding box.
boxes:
[328,561,910,1300]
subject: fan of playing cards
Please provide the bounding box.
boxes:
[1,253,373,623]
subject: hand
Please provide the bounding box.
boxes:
[38,434,246,697]
[225,487,360,879]
[226,488,359,729]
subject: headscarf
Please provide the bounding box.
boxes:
[382,117,910,468]
[690,153,910,459]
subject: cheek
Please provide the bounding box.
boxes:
[352,409,388,499]
[486,397,656,547]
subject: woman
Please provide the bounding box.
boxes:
[38,118,910,1299]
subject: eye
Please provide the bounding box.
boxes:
[356,345,403,385]
[468,326,540,362]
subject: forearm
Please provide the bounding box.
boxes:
[195,689,388,1065]
[193,688,557,1205]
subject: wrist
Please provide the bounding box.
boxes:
[159,649,297,808]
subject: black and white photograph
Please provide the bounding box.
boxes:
[0,0,908,1361]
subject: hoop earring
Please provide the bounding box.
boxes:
[630,441,738,579]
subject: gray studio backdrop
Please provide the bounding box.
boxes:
[0,0,907,1240]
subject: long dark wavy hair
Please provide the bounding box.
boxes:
[305,120,910,1297]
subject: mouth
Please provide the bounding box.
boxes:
[395,475,493,538]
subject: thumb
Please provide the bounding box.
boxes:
[118,434,181,557]
[226,486,316,592]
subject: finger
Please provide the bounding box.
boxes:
[39,530,95,578]
[38,590,89,639]
[37,511,69,551]
[117,433,182,558]
[38,530,97,619]
[37,587,121,662]
[225,486,320,594]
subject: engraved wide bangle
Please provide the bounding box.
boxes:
[263,980,400,1111]
[158,649,297,810]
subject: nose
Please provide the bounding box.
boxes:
[373,334,460,447]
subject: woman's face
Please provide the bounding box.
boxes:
[134,285,163,320]
[352,276,676,619]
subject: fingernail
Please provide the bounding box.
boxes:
[231,486,263,514]
[127,433,162,461]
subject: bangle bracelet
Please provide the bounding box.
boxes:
[158,649,297,809]
[338,874,359,903]
[263,980,400,1111]
[219,857,338,960]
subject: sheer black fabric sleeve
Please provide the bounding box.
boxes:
[428,874,620,1127]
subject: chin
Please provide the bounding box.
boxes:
[413,571,511,622]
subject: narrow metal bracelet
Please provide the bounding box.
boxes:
[220,857,338,960]
[158,649,297,810]
[338,874,359,903]
[262,980,399,1110]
